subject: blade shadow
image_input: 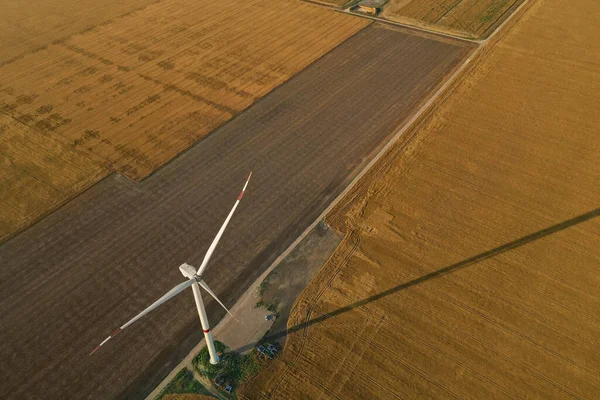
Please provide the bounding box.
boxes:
[234,207,600,353]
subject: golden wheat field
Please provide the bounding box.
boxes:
[242,0,600,398]
[382,0,523,39]
[0,0,159,63]
[0,112,107,242]
[0,0,368,242]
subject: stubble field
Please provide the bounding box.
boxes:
[0,0,158,63]
[0,112,106,241]
[0,0,368,243]
[242,0,600,398]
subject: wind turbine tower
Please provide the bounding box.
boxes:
[90,172,252,365]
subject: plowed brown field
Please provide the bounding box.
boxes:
[0,0,367,242]
[242,0,600,398]
[382,0,524,39]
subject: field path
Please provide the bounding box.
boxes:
[0,24,472,399]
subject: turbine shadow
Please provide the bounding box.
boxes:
[234,207,600,353]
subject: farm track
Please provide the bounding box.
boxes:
[0,24,471,399]
[242,0,600,398]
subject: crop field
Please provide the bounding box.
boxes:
[0,24,471,399]
[0,0,159,63]
[382,0,524,39]
[242,0,600,398]
[0,0,368,243]
[321,0,522,39]
[0,113,107,242]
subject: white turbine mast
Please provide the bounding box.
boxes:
[90,172,252,365]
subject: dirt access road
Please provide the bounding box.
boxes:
[0,24,472,399]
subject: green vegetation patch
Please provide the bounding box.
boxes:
[193,341,271,394]
[156,368,214,399]
[254,273,280,315]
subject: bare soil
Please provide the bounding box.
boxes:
[0,24,471,400]
[242,0,600,398]
[258,222,342,348]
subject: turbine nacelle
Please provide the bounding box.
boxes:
[179,263,198,279]
[178,262,237,321]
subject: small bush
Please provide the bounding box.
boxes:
[192,342,263,394]
[214,340,227,353]
[258,280,270,296]
[266,303,278,314]
[219,351,261,382]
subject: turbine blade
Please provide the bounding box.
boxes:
[89,278,195,355]
[198,279,239,322]
[196,172,252,277]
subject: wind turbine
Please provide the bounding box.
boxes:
[90,172,252,364]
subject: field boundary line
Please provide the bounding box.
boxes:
[300,0,339,8]
[479,0,526,40]
[306,0,530,45]
[336,10,480,43]
[139,18,373,183]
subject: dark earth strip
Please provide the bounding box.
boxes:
[0,24,472,399]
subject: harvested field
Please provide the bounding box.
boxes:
[0,113,107,242]
[0,0,367,242]
[381,0,524,39]
[242,0,600,398]
[0,24,471,400]
[0,0,159,63]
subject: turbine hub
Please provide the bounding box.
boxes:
[179,263,197,279]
